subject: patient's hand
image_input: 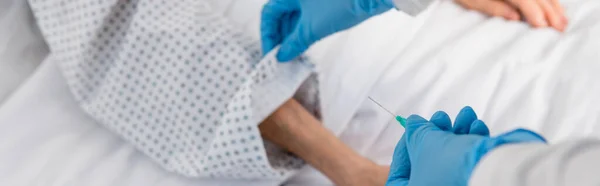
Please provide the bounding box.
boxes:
[456,0,568,31]
[260,99,389,185]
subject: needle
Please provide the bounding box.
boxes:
[368,96,407,127]
[368,96,395,116]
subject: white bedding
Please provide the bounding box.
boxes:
[1,0,600,185]
[0,0,48,104]
[364,0,600,142]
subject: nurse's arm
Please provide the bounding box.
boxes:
[260,99,389,186]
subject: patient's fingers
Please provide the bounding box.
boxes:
[538,0,565,31]
[550,0,565,15]
[508,0,547,27]
[456,0,568,31]
[456,0,520,21]
[551,0,568,27]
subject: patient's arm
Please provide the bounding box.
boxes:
[260,99,389,186]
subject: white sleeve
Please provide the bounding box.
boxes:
[470,139,600,186]
[391,0,435,16]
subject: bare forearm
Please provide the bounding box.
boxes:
[259,99,388,186]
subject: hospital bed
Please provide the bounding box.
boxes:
[1,0,600,185]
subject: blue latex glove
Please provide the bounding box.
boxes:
[387,106,547,186]
[261,0,395,62]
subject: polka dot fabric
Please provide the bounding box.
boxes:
[29,0,314,180]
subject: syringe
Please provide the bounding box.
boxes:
[368,96,406,127]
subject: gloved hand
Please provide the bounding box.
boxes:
[386,106,547,186]
[261,0,395,62]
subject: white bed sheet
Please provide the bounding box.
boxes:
[364,0,600,143]
[2,0,600,185]
[0,0,48,104]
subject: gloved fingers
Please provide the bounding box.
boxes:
[260,0,299,55]
[264,11,300,56]
[280,11,300,39]
[405,115,440,145]
[260,19,279,56]
[452,106,478,134]
[387,134,411,185]
[430,111,452,131]
[276,23,314,62]
[469,120,490,136]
